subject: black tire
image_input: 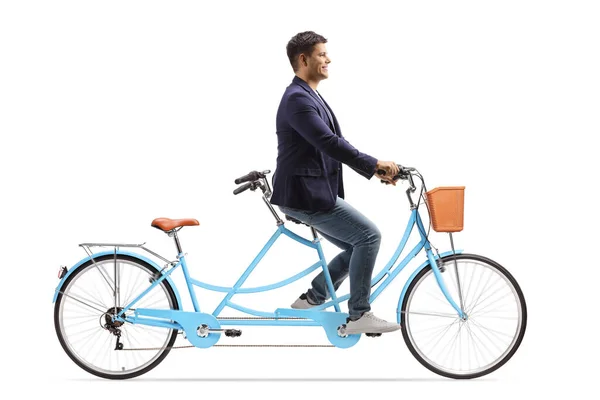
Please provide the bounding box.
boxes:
[400,253,527,379]
[54,254,180,379]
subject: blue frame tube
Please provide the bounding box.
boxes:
[281,225,318,248]
[179,255,201,312]
[116,206,464,326]
[188,260,323,293]
[315,240,341,312]
[212,228,283,315]
[117,260,182,319]
[369,241,425,302]
[128,315,180,330]
[370,210,417,284]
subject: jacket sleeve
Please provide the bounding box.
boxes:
[286,92,378,179]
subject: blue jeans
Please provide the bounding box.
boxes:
[279,197,382,320]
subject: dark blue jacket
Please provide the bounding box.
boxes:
[270,76,378,212]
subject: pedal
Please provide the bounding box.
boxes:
[365,333,382,337]
[224,329,242,337]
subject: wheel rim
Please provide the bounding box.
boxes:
[403,257,525,377]
[56,258,176,377]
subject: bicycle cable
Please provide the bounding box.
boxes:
[411,170,439,255]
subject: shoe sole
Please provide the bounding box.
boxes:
[290,303,315,310]
[345,325,401,335]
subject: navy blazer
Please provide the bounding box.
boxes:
[270,76,378,212]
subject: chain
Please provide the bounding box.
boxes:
[122,343,334,350]
[120,316,334,350]
[213,344,334,347]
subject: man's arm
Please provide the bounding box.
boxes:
[286,92,377,179]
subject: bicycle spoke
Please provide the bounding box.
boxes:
[409,318,460,339]
[462,262,477,312]
[424,289,456,310]
[440,322,462,368]
[62,313,98,322]
[122,269,152,307]
[468,319,507,355]
[56,256,177,378]
[472,310,518,320]
[464,323,498,362]
[470,318,515,344]
[94,262,115,296]
[464,322,484,368]
[122,330,145,368]
[84,329,111,364]
[62,315,100,331]
[469,288,516,317]
[122,265,146,306]
[417,318,460,358]
[402,256,526,378]
[139,289,170,309]
[467,278,507,315]
[466,268,494,314]
[60,290,108,314]
[405,310,458,318]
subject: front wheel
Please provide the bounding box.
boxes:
[401,253,527,379]
[54,254,180,379]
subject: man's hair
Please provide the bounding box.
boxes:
[286,31,328,72]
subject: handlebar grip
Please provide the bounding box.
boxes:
[234,171,260,184]
[377,165,409,184]
[233,182,252,195]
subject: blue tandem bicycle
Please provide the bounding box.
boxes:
[53,166,527,379]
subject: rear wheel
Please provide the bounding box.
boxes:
[401,253,527,379]
[54,254,179,379]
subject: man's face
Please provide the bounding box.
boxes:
[303,43,330,81]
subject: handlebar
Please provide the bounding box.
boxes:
[376,165,414,184]
[233,169,272,196]
[377,164,418,209]
[233,165,421,213]
[234,171,263,184]
[233,182,253,195]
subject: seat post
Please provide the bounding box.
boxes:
[311,226,319,240]
[170,230,183,255]
[262,195,284,225]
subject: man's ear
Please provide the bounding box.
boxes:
[300,54,308,67]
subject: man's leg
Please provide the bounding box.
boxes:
[280,197,380,319]
[306,198,380,319]
[279,206,352,306]
[279,199,400,333]
[305,230,352,304]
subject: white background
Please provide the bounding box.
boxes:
[1,0,599,398]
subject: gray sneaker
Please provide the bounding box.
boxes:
[345,312,401,334]
[291,293,317,309]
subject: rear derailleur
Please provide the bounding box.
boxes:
[103,307,125,350]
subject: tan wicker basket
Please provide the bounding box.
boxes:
[425,186,465,232]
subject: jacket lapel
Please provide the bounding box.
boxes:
[292,76,337,134]
[315,91,341,136]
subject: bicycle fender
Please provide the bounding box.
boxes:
[396,250,463,324]
[52,250,183,307]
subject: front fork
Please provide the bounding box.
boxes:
[425,249,466,319]
[415,211,466,319]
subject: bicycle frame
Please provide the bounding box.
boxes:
[116,206,465,332]
[53,166,528,379]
